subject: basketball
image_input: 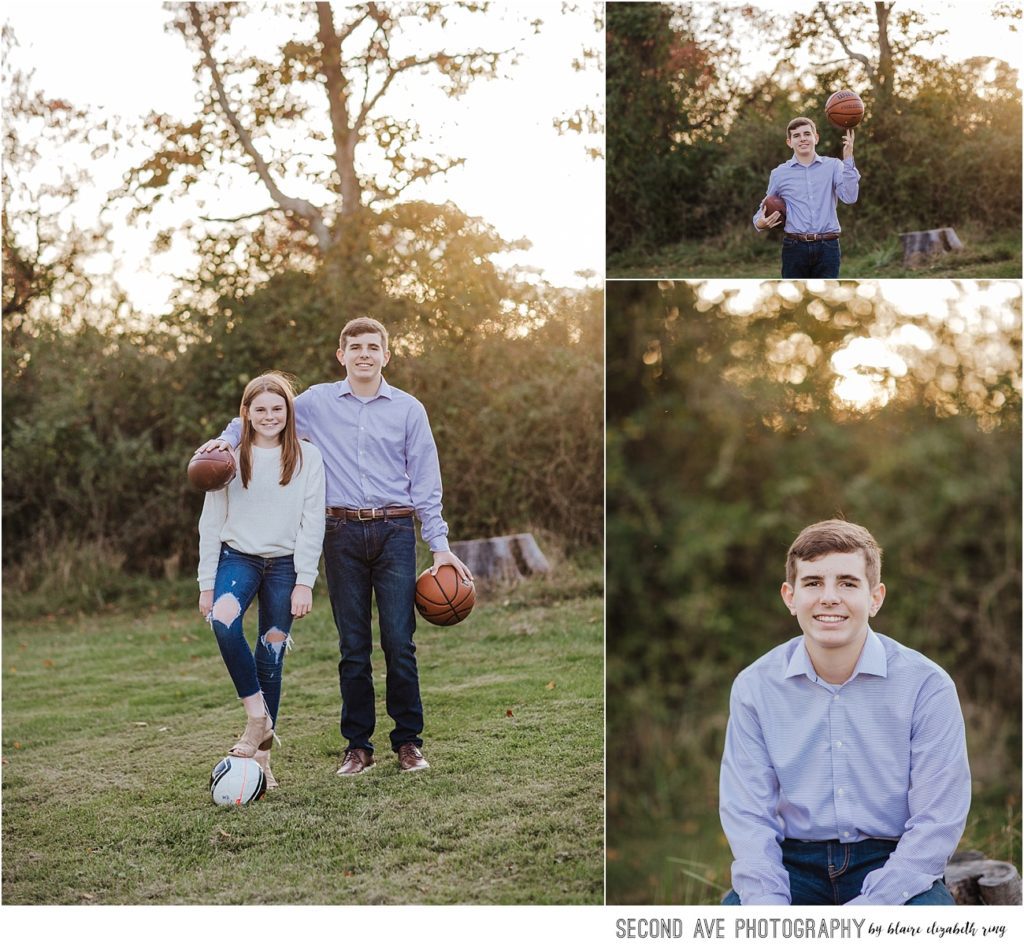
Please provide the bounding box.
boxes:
[210,755,267,806]
[187,445,236,492]
[763,195,786,225]
[415,565,476,626]
[824,89,864,129]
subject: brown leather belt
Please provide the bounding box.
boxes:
[326,506,415,521]
[784,231,841,242]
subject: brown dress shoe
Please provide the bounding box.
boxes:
[336,747,375,776]
[397,743,430,772]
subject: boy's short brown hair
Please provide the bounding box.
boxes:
[787,116,817,136]
[786,519,882,587]
[339,316,389,351]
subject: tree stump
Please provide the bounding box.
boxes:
[945,851,1022,905]
[450,534,551,584]
[899,227,964,267]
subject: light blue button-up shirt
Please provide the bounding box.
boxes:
[219,378,450,552]
[719,629,970,906]
[753,154,860,234]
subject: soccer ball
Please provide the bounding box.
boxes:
[210,755,267,806]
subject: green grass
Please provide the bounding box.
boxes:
[608,224,1021,279]
[1,565,604,905]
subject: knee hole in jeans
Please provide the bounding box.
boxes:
[261,628,290,659]
[211,593,242,627]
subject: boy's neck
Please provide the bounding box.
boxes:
[794,151,817,167]
[347,375,383,398]
[804,631,868,685]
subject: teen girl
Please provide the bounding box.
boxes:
[197,373,325,788]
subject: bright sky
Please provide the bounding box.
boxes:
[3,1,604,313]
[701,0,1022,80]
[697,279,1020,410]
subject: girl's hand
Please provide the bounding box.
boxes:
[291,584,313,618]
[199,589,214,619]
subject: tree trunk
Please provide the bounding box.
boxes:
[874,2,895,108]
[450,534,551,584]
[946,852,1023,905]
[898,227,964,267]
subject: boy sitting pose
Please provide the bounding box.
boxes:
[719,519,970,905]
[753,118,860,278]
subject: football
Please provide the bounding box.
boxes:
[763,195,786,225]
[187,445,236,492]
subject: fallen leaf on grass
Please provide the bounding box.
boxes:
[133,722,148,727]
[42,659,55,668]
[545,681,556,690]
[505,709,514,717]
[216,828,231,839]
[13,742,22,750]
[8,667,16,674]
[158,727,171,732]
[1,756,8,765]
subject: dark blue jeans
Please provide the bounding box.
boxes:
[781,237,841,278]
[323,514,422,754]
[722,839,956,905]
[209,543,296,726]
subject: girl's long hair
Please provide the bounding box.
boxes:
[238,372,302,489]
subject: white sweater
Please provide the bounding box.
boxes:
[198,441,326,590]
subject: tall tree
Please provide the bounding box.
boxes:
[122,2,520,271]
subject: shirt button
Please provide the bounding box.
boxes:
[833,694,840,701]
[837,788,845,796]
[835,741,842,748]
[843,832,851,838]
[902,891,909,899]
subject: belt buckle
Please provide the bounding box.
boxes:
[809,233,819,241]
[356,507,377,521]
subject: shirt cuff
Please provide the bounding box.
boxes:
[295,572,318,588]
[428,537,451,554]
[740,894,791,906]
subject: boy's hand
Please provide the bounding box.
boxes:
[431,550,474,585]
[195,438,232,455]
[842,128,855,160]
[755,206,783,231]
[291,584,313,618]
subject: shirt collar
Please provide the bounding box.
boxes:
[337,376,393,400]
[784,628,888,683]
[787,153,823,167]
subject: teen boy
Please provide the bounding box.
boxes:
[753,118,860,278]
[719,520,970,905]
[199,317,472,775]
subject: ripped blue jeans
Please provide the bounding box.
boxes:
[209,543,295,727]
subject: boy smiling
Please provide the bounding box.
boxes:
[753,117,860,278]
[719,520,971,905]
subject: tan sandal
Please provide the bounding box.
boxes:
[254,748,279,790]
[229,711,274,758]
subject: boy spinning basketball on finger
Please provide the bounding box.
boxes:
[753,118,860,278]
[719,520,970,905]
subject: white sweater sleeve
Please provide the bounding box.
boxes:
[293,444,326,587]
[197,486,228,590]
